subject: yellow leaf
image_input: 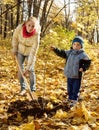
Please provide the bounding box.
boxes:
[95,106,99,113]
[74,105,83,117]
[16,112,23,122]
[82,102,91,121]
[28,116,34,122]
[46,102,53,109]
[34,120,41,130]
[94,126,99,130]
[54,109,68,119]
[8,126,20,130]
[68,124,91,130]
[82,102,96,123]
[20,121,35,130]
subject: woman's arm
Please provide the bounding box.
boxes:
[12,25,20,55]
[26,30,41,71]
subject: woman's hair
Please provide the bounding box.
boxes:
[23,16,41,32]
[25,16,40,32]
[26,16,37,25]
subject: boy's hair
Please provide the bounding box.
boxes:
[72,36,84,48]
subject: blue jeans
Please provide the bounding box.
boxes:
[17,53,36,91]
[67,78,81,101]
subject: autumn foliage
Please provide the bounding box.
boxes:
[0,36,99,130]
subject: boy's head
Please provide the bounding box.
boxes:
[72,36,84,50]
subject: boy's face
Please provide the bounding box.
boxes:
[25,21,35,33]
[72,42,82,50]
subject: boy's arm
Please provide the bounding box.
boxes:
[51,46,67,58]
[79,59,91,78]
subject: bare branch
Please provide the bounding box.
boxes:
[0,1,22,17]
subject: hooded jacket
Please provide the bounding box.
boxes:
[53,48,90,78]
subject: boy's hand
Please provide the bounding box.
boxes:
[79,68,83,72]
[50,46,56,50]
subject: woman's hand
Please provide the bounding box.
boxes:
[23,70,30,77]
[12,50,18,56]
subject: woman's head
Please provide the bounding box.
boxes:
[25,16,38,33]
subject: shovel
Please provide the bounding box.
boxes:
[15,56,38,101]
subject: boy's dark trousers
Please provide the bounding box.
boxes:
[67,78,81,101]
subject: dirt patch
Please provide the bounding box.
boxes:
[7,97,69,125]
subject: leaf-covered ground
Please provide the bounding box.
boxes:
[0,44,99,130]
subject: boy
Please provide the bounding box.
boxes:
[51,36,91,108]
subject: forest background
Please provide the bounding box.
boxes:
[0,0,99,130]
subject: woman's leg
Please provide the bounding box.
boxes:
[26,56,36,92]
[30,69,36,91]
[17,53,26,91]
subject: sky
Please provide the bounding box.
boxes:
[55,0,76,21]
[55,0,75,11]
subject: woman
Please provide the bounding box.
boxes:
[12,16,41,95]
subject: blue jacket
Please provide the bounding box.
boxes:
[53,48,90,78]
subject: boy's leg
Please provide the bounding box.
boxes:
[72,78,81,101]
[67,78,73,100]
[67,78,81,108]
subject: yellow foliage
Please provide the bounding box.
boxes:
[54,109,68,119]
[71,22,77,28]
[94,126,99,130]
[68,124,91,130]
[34,120,41,130]
[73,105,83,117]
[27,116,34,123]
[20,121,35,130]
[0,40,99,129]
[71,117,86,125]
[46,102,53,109]
[8,126,20,130]
[3,0,14,4]
[50,95,59,103]
[95,106,99,113]
[16,112,23,122]
[82,102,96,123]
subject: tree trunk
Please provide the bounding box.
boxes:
[27,0,33,17]
[40,0,54,36]
[16,0,21,26]
[21,0,25,22]
[33,0,42,18]
[11,8,13,30]
[4,4,8,38]
[0,6,2,35]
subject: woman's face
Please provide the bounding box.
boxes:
[25,21,35,33]
[72,42,82,50]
